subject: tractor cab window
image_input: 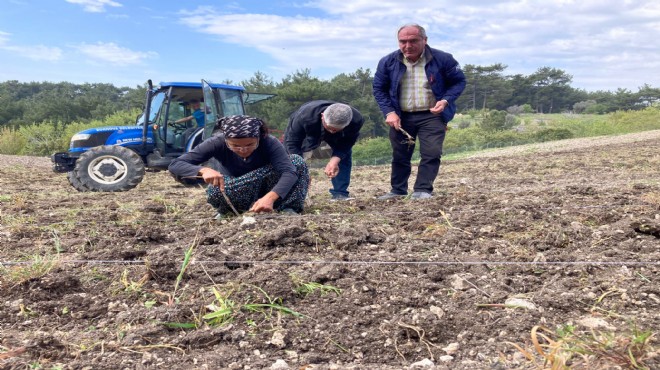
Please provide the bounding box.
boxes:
[136,91,166,126]
[219,89,245,116]
[168,102,187,123]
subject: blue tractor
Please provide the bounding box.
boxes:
[51,80,273,192]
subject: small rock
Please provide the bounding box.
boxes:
[442,342,459,355]
[479,225,494,233]
[430,305,444,319]
[450,273,473,290]
[409,358,434,368]
[505,297,537,310]
[577,316,615,330]
[241,216,256,226]
[270,359,289,369]
[438,355,454,362]
[268,330,287,349]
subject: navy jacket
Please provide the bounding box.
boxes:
[373,45,466,123]
[284,100,363,161]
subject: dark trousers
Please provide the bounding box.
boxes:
[388,111,447,194]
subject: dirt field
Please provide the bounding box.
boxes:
[1,131,659,369]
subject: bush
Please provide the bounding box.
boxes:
[19,122,62,156]
[0,127,27,154]
[480,130,527,148]
[533,128,574,142]
[444,126,480,153]
[573,100,597,113]
[585,104,607,114]
[353,137,392,164]
[479,110,513,131]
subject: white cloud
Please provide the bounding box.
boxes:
[0,31,63,61]
[178,10,381,73]
[0,31,10,45]
[65,0,122,13]
[74,42,158,66]
[2,45,63,61]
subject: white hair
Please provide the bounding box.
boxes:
[324,103,353,129]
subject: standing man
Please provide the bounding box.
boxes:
[284,101,363,201]
[373,23,466,199]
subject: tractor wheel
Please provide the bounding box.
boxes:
[67,171,90,192]
[75,146,145,192]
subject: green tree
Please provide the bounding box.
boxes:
[528,67,573,113]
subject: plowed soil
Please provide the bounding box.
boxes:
[1,131,659,369]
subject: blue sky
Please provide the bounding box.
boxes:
[1,0,659,91]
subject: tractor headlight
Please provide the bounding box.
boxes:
[71,133,91,142]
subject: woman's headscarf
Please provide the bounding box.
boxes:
[220,115,263,138]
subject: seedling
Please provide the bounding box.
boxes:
[174,244,196,295]
[120,267,148,294]
[203,287,236,327]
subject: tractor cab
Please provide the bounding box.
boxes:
[143,81,251,168]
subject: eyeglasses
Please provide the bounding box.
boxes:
[226,140,259,152]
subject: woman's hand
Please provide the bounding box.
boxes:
[250,191,279,213]
[198,167,225,191]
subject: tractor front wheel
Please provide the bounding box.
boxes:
[74,146,145,192]
[67,170,90,192]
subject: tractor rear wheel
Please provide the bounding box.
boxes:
[74,146,145,192]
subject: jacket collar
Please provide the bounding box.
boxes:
[396,45,434,63]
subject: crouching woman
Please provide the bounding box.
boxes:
[169,115,309,217]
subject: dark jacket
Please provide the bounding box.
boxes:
[284,100,363,160]
[168,134,298,199]
[373,45,466,123]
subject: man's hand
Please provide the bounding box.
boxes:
[198,167,225,191]
[250,191,278,213]
[430,100,448,115]
[385,112,401,130]
[324,157,341,178]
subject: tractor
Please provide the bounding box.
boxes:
[51,80,273,192]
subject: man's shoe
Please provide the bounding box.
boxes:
[377,192,407,200]
[331,194,355,201]
[411,191,432,199]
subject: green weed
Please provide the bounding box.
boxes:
[1,255,59,285]
[508,323,656,369]
[290,273,341,297]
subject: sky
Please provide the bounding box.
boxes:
[1,0,659,92]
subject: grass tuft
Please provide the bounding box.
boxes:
[508,323,656,369]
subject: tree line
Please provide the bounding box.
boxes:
[1,64,659,139]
